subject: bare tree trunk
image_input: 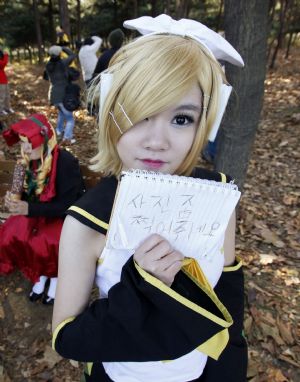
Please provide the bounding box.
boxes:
[215,0,269,190]
[285,31,293,58]
[132,0,138,18]
[164,0,170,14]
[32,0,43,64]
[113,0,118,26]
[269,0,289,69]
[48,0,56,44]
[267,0,276,61]
[76,0,81,42]
[176,0,191,18]
[9,48,13,63]
[58,0,71,38]
[151,0,158,17]
[216,0,224,32]
[27,46,33,64]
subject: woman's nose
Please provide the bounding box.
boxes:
[143,119,169,151]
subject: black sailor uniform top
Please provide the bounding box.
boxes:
[52,167,247,382]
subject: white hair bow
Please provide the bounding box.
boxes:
[99,70,113,120]
[123,14,244,67]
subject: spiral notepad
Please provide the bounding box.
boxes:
[106,170,241,259]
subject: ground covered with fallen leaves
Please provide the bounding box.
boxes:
[0,49,299,382]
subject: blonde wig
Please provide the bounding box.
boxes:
[88,34,227,176]
[20,127,57,196]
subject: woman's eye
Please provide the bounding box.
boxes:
[172,114,194,126]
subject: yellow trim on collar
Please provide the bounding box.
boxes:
[52,316,75,350]
[223,256,243,272]
[181,258,211,290]
[134,260,232,359]
[85,362,93,376]
[68,206,109,230]
[219,172,227,183]
[134,261,232,328]
[163,327,229,362]
[197,328,229,360]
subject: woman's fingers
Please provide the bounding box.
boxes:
[136,234,167,254]
[134,234,173,264]
[157,250,183,271]
[4,199,27,215]
[161,259,183,285]
[4,191,11,207]
[134,234,184,286]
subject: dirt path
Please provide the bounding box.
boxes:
[0,50,299,381]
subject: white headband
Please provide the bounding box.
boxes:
[123,14,244,67]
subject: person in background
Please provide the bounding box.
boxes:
[0,48,14,116]
[202,132,219,164]
[52,14,247,382]
[56,26,70,47]
[55,25,80,80]
[0,113,84,304]
[79,36,102,87]
[45,45,77,145]
[93,28,125,76]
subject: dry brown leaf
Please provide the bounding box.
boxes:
[261,340,276,354]
[248,281,273,296]
[248,377,260,382]
[282,194,298,206]
[36,345,62,368]
[259,253,285,264]
[260,227,285,248]
[247,359,260,378]
[244,315,253,335]
[267,368,289,381]
[291,112,300,120]
[277,319,295,345]
[69,360,79,368]
[284,277,300,286]
[259,322,285,346]
[278,354,300,367]
[0,303,4,320]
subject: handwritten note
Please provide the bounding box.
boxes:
[106,170,240,259]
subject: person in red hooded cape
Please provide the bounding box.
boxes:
[0,113,84,304]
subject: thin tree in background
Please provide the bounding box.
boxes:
[33,0,43,64]
[47,0,56,44]
[215,0,269,189]
[58,0,71,38]
[282,0,299,59]
[151,0,158,17]
[76,0,81,42]
[269,0,290,69]
[163,0,171,14]
[216,0,224,32]
[175,0,191,18]
[132,0,138,18]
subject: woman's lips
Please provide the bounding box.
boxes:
[141,159,166,169]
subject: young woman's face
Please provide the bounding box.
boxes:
[21,141,43,160]
[117,83,202,175]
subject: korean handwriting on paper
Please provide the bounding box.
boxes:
[128,193,220,242]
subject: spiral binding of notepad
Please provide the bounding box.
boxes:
[121,169,239,191]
